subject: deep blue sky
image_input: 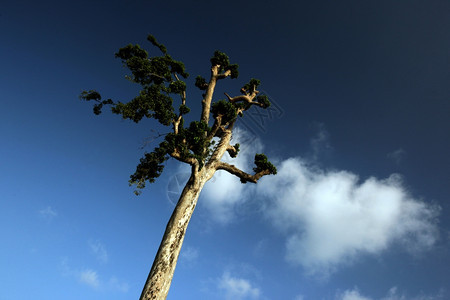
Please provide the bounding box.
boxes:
[1,1,449,299]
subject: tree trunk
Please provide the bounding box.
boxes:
[139,171,208,300]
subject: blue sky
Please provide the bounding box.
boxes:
[1,0,449,299]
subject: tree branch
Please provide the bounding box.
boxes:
[200,66,219,124]
[172,116,182,135]
[170,149,198,166]
[224,90,259,104]
[200,65,233,124]
[216,161,270,183]
[217,69,231,79]
[206,115,223,141]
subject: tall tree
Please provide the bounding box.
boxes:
[80,35,277,300]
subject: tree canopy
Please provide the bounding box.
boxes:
[80,34,276,195]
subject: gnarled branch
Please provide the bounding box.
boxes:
[170,149,198,166]
[224,91,267,110]
[217,69,231,79]
[216,161,271,183]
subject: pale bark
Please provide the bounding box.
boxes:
[201,66,231,125]
[139,168,213,300]
[139,63,272,299]
[200,66,218,125]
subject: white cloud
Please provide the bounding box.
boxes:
[197,128,440,276]
[184,126,439,277]
[79,269,100,288]
[218,272,261,300]
[89,240,108,264]
[201,128,263,224]
[38,206,57,221]
[258,157,440,276]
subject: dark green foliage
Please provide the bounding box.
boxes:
[80,90,101,101]
[211,100,237,123]
[195,76,208,90]
[147,34,167,54]
[241,78,261,94]
[164,132,184,154]
[179,104,190,115]
[168,58,188,78]
[115,45,188,86]
[110,39,189,125]
[234,143,240,154]
[82,34,276,195]
[210,50,230,68]
[129,142,170,194]
[112,85,176,125]
[115,44,148,60]
[115,45,165,85]
[169,80,186,94]
[129,120,213,194]
[185,121,210,157]
[163,121,212,168]
[79,90,114,115]
[234,102,252,116]
[229,143,240,158]
[253,153,277,175]
[210,51,239,78]
[228,64,239,79]
[256,95,271,108]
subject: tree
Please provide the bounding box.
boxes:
[80,35,277,300]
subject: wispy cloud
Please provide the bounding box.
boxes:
[258,157,440,276]
[89,240,108,264]
[387,148,406,165]
[217,272,261,300]
[108,277,130,293]
[337,288,371,300]
[180,246,199,263]
[309,122,333,161]
[38,206,58,221]
[336,286,445,300]
[60,258,128,292]
[79,269,100,288]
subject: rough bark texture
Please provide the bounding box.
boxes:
[139,127,270,299]
[139,169,213,300]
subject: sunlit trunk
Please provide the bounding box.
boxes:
[139,172,207,300]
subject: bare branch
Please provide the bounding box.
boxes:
[206,115,223,141]
[200,66,234,124]
[217,69,231,79]
[224,90,259,104]
[200,66,219,124]
[172,116,182,135]
[170,149,198,166]
[216,161,270,183]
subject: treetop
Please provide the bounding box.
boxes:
[80,34,277,194]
